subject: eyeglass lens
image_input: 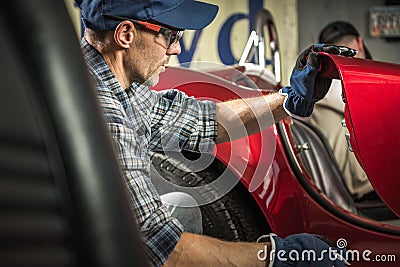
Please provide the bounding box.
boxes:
[157,30,183,48]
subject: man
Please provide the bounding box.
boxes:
[310,21,374,200]
[76,0,350,266]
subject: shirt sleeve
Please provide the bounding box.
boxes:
[108,122,184,266]
[150,89,218,153]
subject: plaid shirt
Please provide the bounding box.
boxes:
[81,38,217,266]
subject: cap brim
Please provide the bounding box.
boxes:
[152,1,218,30]
[363,42,373,59]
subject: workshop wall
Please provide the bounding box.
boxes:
[64,0,298,86]
[298,0,400,64]
[65,0,400,86]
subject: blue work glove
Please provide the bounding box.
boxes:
[279,44,357,118]
[267,233,351,266]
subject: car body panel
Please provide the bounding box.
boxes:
[320,53,400,217]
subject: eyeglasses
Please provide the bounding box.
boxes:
[102,14,184,48]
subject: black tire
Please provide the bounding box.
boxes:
[150,150,270,242]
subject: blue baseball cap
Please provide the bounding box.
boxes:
[75,0,219,31]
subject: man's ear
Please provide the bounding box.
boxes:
[114,21,135,48]
[356,36,365,55]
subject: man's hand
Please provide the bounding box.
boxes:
[268,233,351,266]
[279,44,356,118]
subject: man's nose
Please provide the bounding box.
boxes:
[167,41,181,55]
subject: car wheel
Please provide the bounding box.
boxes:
[150,150,270,242]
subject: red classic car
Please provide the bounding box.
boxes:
[150,9,400,266]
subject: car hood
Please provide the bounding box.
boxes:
[320,53,400,217]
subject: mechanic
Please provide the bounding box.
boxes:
[76,0,350,266]
[310,20,375,201]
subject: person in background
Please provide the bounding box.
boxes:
[310,20,375,200]
[75,0,351,265]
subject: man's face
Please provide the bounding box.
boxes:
[127,27,182,86]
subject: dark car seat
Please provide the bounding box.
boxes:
[290,119,399,222]
[290,119,359,214]
[0,1,148,266]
